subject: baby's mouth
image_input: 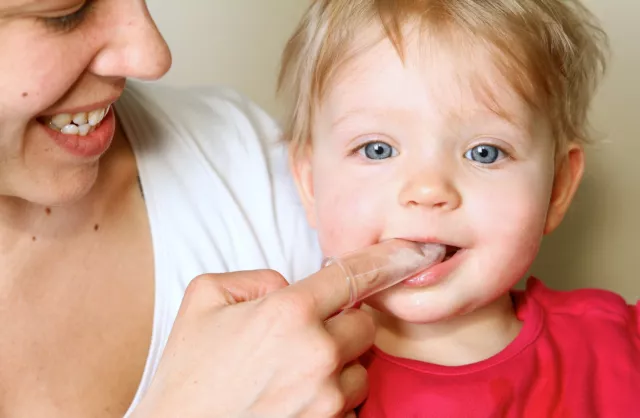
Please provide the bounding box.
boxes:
[443,245,461,261]
[37,105,110,136]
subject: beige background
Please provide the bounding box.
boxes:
[147,0,640,302]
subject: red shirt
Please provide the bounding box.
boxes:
[358,278,640,418]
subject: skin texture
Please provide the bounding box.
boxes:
[0,1,170,415]
[0,0,171,205]
[292,27,585,366]
[0,1,380,416]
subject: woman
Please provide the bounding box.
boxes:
[0,0,400,416]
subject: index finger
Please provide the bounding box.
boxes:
[284,239,446,320]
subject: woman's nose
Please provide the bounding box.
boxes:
[89,1,172,81]
[398,170,462,211]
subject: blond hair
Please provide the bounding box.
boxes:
[278,0,608,154]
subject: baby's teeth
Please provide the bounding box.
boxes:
[78,124,91,136]
[51,113,72,128]
[72,112,88,125]
[61,124,79,135]
[88,108,106,126]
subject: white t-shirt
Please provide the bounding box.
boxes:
[115,81,322,416]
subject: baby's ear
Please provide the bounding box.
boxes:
[289,144,318,229]
[544,143,585,234]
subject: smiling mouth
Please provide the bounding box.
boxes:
[37,105,111,137]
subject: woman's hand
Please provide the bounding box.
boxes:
[132,254,381,417]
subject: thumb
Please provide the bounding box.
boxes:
[181,270,290,312]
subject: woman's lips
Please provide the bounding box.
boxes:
[40,106,117,158]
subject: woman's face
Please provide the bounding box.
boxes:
[0,0,171,205]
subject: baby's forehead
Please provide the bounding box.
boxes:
[316,35,535,134]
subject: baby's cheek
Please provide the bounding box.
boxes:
[314,189,383,257]
[476,195,548,274]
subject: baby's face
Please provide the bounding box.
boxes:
[293,30,575,323]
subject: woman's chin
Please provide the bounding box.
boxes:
[9,163,100,207]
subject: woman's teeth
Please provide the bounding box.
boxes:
[48,106,110,136]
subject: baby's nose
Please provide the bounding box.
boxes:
[398,173,461,211]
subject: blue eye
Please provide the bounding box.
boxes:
[360,142,398,160]
[464,145,504,164]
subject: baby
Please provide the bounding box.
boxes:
[278,0,640,416]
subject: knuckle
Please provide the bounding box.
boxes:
[261,292,315,326]
[349,362,369,383]
[257,268,288,287]
[182,274,215,307]
[342,364,370,410]
[315,335,341,371]
[342,307,374,328]
[319,387,346,416]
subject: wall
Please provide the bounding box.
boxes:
[146,0,308,115]
[147,0,640,301]
[528,0,640,302]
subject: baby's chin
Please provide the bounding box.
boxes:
[364,288,453,324]
[364,284,484,325]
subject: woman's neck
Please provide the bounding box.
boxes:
[370,292,522,366]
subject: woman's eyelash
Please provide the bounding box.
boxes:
[42,1,95,31]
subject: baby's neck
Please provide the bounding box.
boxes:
[369,293,522,366]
